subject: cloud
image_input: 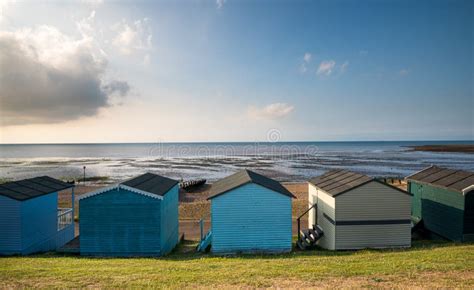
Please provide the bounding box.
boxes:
[216,0,226,9]
[248,103,295,120]
[316,60,349,76]
[399,68,409,76]
[0,26,129,126]
[300,52,312,73]
[316,60,336,76]
[112,18,152,55]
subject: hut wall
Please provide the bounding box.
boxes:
[211,183,292,254]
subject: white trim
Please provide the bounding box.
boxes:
[77,184,163,200]
[119,184,163,200]
[77,185,119,200]
[405,165,434,180]
[463,185,474,195]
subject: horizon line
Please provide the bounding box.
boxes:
[0,139,473,146]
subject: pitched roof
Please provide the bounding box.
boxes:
[208,169,295,200]
[308,169,373,196]
[406,166,474,194]
[121,173,179,197]
[0,176,74,201]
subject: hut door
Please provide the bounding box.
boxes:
[464,191,474,235]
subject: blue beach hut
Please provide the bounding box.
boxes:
[199,169,295,254]
[0,176,75,255]
[78,173,179,257]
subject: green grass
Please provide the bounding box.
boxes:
[1,241,473,288]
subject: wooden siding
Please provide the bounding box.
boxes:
[334,181,411,249]
[336,224,411,249]
[409,181,465,241]
[211,183,292,254]
[21,193,59,254]
[316,193,336,250]
[308,184,317,228]
[160,185,179,255]
[336,181,411,221]
[0,195,22,254]
[409,181,423,219]
[80,188,162,256]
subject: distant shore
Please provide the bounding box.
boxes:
[406,144,474,154]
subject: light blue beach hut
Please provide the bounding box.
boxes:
[199,169,295,254]
[78,173,179,257]
[0,176,75,255]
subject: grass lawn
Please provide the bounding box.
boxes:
[0,241,473,288]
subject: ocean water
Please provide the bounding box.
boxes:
[0,141,473,183]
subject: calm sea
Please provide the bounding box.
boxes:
[0,141,473,183]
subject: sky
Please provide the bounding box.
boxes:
[0,0,472,143]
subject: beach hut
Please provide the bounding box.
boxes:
[78,173,179,257]
[300,169,412,250]
[406,166,474,242]
[198,169,295,254]
[0,176,75,255]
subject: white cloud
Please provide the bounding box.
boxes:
[216,0,226,9]
[0,25,129,126]
[399,68,409,76]
[300,52,312,73]
[316,60,349,76]
[248,103,295,120]
[112,18,152,55]
[316,60,336,76]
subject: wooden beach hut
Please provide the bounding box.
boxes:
[198,169,295,254]
[406,166,474,242]
[0,176,75,255]
[300,169,412,250]
[78,173,179,257]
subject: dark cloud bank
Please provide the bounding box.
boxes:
[0,30,129,126]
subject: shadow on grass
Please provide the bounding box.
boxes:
[7,239,471,262]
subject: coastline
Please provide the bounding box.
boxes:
[406,144,474,154]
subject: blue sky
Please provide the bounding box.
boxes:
[0,0,472,143]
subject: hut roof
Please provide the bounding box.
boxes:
[309,169,410,197]
[79,173,178,201]
[0,176,74,201]
[309,169,372,196]
[121,172,179,197]
[406,166,474,194]
[208,169,295,200]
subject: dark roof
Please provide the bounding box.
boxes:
[0,176,74,201]
[406,166,474,193]
[208,169,295,200]
[308,169,373,196]
[121,173,178,197]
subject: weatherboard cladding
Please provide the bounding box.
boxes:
[0,195,22,253]
[408,178,469,242]
[208,169,295,199]
[309,171,411,250]
[80,188,163,256]
[407,166,474,193]
[0,176,73,201]
[79,173,179,256]
[211,183,292,254]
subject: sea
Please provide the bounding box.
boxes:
[0,141,473,184]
